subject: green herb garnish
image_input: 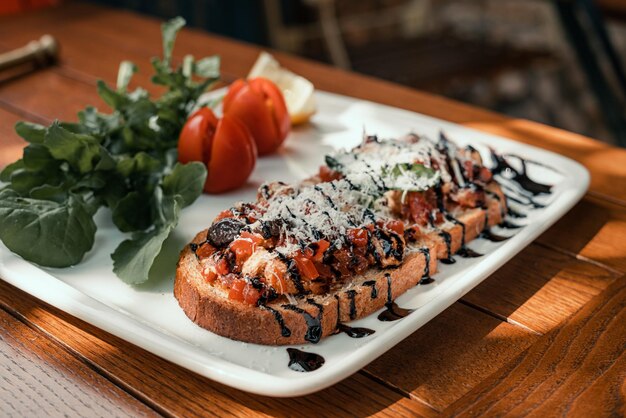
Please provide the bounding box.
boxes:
[0,17,216,284]
[384,162,439,192]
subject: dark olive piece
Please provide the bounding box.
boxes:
[206,218,245,248]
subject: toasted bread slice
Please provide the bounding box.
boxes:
[174,195,505,345]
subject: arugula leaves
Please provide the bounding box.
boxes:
[0,17,213,284]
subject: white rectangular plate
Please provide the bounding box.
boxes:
[0,91,589,397]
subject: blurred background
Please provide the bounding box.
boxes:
[2,0,626,146]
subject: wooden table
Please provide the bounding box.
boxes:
[1,3,625,417]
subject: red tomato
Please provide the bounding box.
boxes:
[178,107,257,194]
[229,231,264,265]
[242,284,261,305]
[228,280,246,302]
[384,219,405,236]
[294,255,319,280]
[201,267,217,283]
[195,242,215,258]
[223,78,290,155]
[228,280,261,305]
[215,257,230,276]
[319,165,342,182]
[303,239,330,263]
[266,262,288,294]
[347,228,368,247]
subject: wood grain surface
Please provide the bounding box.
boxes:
[1,2,625,417]
[0,308,158,417]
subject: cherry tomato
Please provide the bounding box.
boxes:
[178,107,257,194]
[223,78,290,155]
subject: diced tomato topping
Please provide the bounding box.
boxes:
[215,257,230,275]
[479,167,493,183]
[332,248,353,276]
[294,255,319,280]
[242,284,261,305]
[229,231,264,265]
[215,209,234,221]
[303,239,330,262]
[407,192,432,226]
[201,267,217,283]
[227,278,261,305]
[228,279,246,301]
[196,242,215,258]
[385,219,405,236]
[266,263,288,293]
[347,228,368,247]
[313,261,333,278]
[319,165,343,182]
[241,231,264,245]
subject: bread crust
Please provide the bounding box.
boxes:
[174,194,506,345]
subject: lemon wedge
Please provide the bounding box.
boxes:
[248,52,317,125]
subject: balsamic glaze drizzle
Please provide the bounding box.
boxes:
[456,246,483,258]
[281,304,322,343]
[438,231,456,265]
[491,151,553,195]
[346,290,357,320]
[417,248,434,284]
[507,207,527,219]
[334,294,341,328]
[287,348,325,372]
[500,220,523,229]
[262,305,291,338]
[337,324,375,338]
[377,273,414,321]
[480,229,511,242]
[362,280,378,299]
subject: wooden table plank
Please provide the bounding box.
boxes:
[0,308,159,417]
[443,276,626,417]
[463,243,619,334]
[364,303,538,411]
[0,108,23,168]
[539,195,626,274]
[0,280,433,418]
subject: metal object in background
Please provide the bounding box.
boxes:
[555,0,626,146]
[0,35,59,73]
